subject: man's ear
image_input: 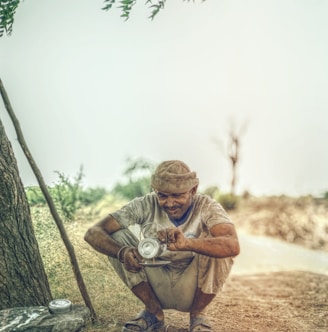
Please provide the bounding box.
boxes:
[191,185,198,195]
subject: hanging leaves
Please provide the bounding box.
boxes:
[0,0,20,37]
[102,0,167,20]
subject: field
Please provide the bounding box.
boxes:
[32,194,328,331]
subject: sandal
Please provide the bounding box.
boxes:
[189,316,212,332]
[122,310,165,332]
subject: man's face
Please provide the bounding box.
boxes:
[156,187,196,220]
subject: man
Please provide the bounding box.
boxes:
[84,160,240,332]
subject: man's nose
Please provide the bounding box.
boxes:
[166,195,175,207]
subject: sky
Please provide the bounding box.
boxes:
[0,0,328,197]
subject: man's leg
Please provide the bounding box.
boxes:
[107,229,165,330]
[189,288,215,319]
[187,255,234,331]
[130,281,164,321]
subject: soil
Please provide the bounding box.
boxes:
[160,271,328,332]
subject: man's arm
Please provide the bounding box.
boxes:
[84,215,123,257]
[159,223,240,258]
[84,215,143,272]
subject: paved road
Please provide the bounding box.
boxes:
[232,231,328,276]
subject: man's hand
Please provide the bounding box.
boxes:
[157,228,188,251]
[122,247,143,272]
[157,223,240,258]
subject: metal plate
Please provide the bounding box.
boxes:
[139,260,171,267]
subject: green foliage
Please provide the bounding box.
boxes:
[102,0,166,19]
[112,177,151,200]
[202,185,220,200]
[0,0,20,37]
[146,0,166,19]
[25,166,108,221]
[25,186,46,205]
[217,193,238,210]
[1,1,200,37]
[202,186,239,210]
[111,157,155,200]
[80,187,108,205]
[51,169,84,221]
[323,191,328,199]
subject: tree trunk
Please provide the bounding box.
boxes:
[0,118,52,310]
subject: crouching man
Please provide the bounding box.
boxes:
[84,160,240,332]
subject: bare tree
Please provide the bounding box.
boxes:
[212,118,248,196]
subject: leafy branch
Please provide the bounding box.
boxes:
[1,1,201,37]
[102,0,167,20]
[0,0,20,37]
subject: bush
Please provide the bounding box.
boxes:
[51,170,84,221]
[25,186,46,205]
[111,157,155,200]
[25,167,108,222]
[112,177,151,200]
[80,187,108,205]
[202,186,220,200]
[218,193,238,210]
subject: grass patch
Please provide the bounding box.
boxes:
[32,195,138,331]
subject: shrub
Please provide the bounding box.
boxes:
[26,167,108,222]
[218,193,238,210]
[80,187,108,206]
[202,186,220,200]
[111,157,155,200]
[25,186,46,205]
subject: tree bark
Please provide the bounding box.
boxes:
[0,119,52,310]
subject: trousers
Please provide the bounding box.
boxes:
[108,228,233,312]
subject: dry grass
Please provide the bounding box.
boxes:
[231,195,328,251]
[32,195,142,331]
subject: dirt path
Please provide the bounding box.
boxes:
[233,231,328,276]
[160,233,328,331]
[163,271,328,332]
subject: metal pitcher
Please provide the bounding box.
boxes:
[138,237,167,259]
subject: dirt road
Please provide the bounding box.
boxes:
[233,231,328,275]
[159,233,328,332]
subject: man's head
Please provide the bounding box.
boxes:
[151,160,199,220]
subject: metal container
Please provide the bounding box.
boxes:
[138,238,167,259]
[48,299,72,314]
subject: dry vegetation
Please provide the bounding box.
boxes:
[231,195,328,251]
[32,195,328,331]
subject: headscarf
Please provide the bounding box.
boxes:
[151,160,199,193]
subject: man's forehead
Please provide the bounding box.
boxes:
[156,190,188,195]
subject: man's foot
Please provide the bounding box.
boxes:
[189,316,212,332]
[122,310,165,332]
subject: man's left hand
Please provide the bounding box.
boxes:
[158,228,187,251]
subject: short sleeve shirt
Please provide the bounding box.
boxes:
[111,192,232,263]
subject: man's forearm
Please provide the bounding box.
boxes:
[184,236,240,258]
[84,227,121,257]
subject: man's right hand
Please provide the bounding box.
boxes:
[122,247,143,272]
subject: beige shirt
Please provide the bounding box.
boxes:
[111,192,232,264]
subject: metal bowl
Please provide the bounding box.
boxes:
[48,299,72,314]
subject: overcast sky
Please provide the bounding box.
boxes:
[1,0,328,197]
